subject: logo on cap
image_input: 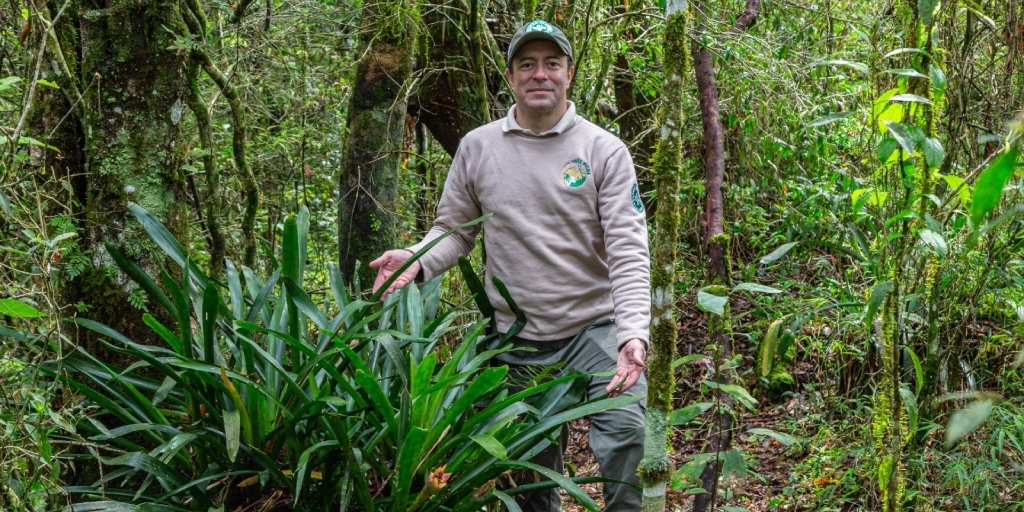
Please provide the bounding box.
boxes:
[524,20,555,33]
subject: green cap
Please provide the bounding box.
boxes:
[507,20,572,67]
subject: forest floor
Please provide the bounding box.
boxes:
[559,301,860,512]
[559,300,1024,511]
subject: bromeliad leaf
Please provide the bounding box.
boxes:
[470,434,508,460]
[224,409,240,462]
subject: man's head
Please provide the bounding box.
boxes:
[505,20,575,128]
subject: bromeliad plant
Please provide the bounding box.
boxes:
[48,204,639,511]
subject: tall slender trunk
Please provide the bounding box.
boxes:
[637,2,686,510]
[338,0,417,286]
[691,1,760,510]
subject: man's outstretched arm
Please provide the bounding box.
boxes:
[369,250,421,299]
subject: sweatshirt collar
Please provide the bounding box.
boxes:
[502,102,579,136]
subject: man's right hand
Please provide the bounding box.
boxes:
[369,250,421,300]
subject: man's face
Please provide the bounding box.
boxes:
[505,40,575,119]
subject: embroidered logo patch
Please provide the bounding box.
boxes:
[524,20,555,33]
[631,184,645,213]
[562,158,592,188]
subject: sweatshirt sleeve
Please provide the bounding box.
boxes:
[406,144,482,281]
[597,146,652,349]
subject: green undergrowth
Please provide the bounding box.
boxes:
[4,204,637,512]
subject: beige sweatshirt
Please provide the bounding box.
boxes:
[408,103,651,348]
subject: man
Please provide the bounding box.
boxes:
[370,20,650,511]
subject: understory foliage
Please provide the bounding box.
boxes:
[17,205,632,511]
[2,0,1024,510]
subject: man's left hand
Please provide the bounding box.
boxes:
[606,339,646,397]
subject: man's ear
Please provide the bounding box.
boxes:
[504,67,513,84]
[568,65,575,81]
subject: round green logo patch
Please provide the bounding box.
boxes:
[562,158,591,188]
[631,184,645,213]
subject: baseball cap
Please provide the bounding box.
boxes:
[507,20,573,67]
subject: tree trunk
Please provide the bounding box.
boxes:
[338,0,417,286]
[637,3,686,510]
[415,0,490,157]
[43,0,192,355]
[691,1,759,511]
[612,8,657,217]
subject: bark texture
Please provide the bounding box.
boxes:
[41,0,192,354]
[415,0,491,157]
[338,0,417,285]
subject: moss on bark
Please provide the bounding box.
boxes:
[338,0,417,286]
[64,0,191,356]
[638,8,686,511]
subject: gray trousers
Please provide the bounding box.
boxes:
[497,319,646,512]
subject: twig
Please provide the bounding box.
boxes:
[7,3,57,151]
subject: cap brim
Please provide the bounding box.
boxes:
[508,32,573,64]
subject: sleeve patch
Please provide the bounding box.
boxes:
[631,183,645,213]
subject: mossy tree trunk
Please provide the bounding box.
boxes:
[338,0,417,286]
[414,0,490,158]
[691,1,759,511]
[31,0,192,354]
[636,3,686,510]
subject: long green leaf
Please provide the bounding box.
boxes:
[369,214,492,303]
[496,460,602,511]
[294,440,340,506]
[354,368,398,435]
[393,427,428,510]
[128,202,208,289]
[458,255,496,333]
[864,281,894,327]
[970,147,1019,235]
[105,243,177,318]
